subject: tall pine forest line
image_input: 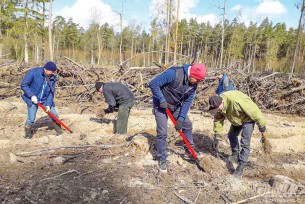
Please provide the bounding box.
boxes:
[0,1,305,75]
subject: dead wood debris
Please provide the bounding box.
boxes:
[0,60,304,115]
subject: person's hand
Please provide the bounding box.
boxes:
[212,134,220,151]
[31,95,38,104]
[259,126,266,133]
[160,101,168,109]
[45,106,50,112]
[175,120,183,131]
[168,104,175,111]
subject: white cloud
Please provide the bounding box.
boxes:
[228,1,288,27]
[255,0,287,15]
[180,0,217,24]
[149,0,217,25]
[53,0,122,30]
[231,4,242,12]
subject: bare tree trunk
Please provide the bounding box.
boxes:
[118,0,124,65]
[220,0,226,68]
[252,44,257,72]
[142,40,145,66]
[180,34,183,55]
[204,37,208,63]
[159,45,163,64]
[49,0,53,61]
[56,37,59,57]
[187,36,191,57]
[91,37,94,67]
[52,35,56,58]
[35,42,39,65]
[290,0,305,80]
[42,2,45,61]
[24,0,29,64]
[97,37,102,65]
[0,1,4,59]
[173,0,180,64]
[165,0,172,64]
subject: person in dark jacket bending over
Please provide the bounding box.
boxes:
[95,82,135,135]
[215,70,234,95]
[21,61,62,139]
[148,64,207,173]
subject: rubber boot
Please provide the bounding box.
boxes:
[228,151,239,163]
[233,161,247,178]
[53,123,63,136]
[24,125,33,139]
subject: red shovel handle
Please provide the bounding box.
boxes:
[165,108,197,160]
[37,102,73,133]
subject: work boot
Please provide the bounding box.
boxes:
[184,149,204,160]
[159,159,168,173]
[228,151,239,163]
[233,161,247,178]
[24,125,33,139]
[53,123,63,136]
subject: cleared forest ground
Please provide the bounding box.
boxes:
[0,97,304,203]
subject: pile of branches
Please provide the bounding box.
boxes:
[0,58,304,116]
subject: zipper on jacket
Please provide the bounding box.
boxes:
[39,79,47,102]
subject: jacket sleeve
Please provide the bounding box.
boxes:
[20,70,35,98]
[213,112,226,134]
[239,100,266,128]
[103,89,116,108]
[177,90,195,121]
[222,77,230,91]
[46,78,56,107]
[148,69,176,103]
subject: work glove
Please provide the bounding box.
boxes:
[104,107,113,114]
[212,134,220,151]
[159,101,168,109]
[168,104,175,112]
[259,126,266,133]
[45,106,50,113]
[31,95,38,104]
[175,120,183,131]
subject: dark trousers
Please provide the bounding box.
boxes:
[153,104,193,161]
[228,122,254,162]
[114,100,135,134]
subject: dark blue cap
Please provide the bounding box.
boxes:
[44,61,57,71]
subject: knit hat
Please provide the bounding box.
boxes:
[189,64,207,80]
[208,95,223,114]
[44,61,57,71]
[95,82,105,91]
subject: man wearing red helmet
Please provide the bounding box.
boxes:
[149,64,207,173]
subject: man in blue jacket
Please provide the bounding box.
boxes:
[21,61,62,139]
[215,70,234,95]
[148,64,207,173]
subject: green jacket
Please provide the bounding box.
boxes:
[214,90,266,134]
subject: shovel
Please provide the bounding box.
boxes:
[165,108,210,172]
[37,102,73,133]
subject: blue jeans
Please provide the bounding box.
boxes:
[228,122,254,162]
[25,104,59,126]
[153,104,193,161]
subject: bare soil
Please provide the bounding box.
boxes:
[0,97,305,203]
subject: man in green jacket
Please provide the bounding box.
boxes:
[208,90,266,178]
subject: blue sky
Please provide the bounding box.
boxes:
[53,0,300,31]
